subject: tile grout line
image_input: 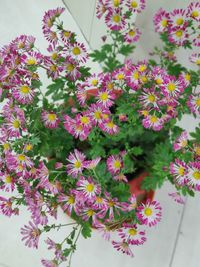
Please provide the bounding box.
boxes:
[169,196,188,267]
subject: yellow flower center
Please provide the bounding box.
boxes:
[47,114,56,121]
[86,183,94,192]
[133,71,139,80]
[176,18,184,25]
[91,79,98,86]
[51,53,58,60]
[175,30,183,38]
[196,59,200,65]
[128,228,137,236]
[72,47,81,55]
[128,30,136,37]
[64,31,71,37]
[139,65,147,72]
[27,58,37,65]
[100,92,108,101]
[114,160,121,169]
[155,78,163,85]
[107,82,114,90]
[3,143,10,150]
[25,144,33,151]
[180,140,187,147]
[68,196,75,204]
[178,167,185,176]
[141,110,148,116]
[87,209,95,217]
[141,76,148,82]
[144,207,153,216]
[150,116,158,123]
[193,171,200,180]
[47,19,53,28]
[117,73,124,80]
[148,94,156,103]
[191,10,199,18]
[185,73,191,81]
[94,111,101,119]
[81,116,89,124]
[113,0,120,7]
[20,85,30,94]
[161,19,168,27]
[5,175,12,183]
[96,197,103,203]
[67,64,75,71]
[50,65,57,72]
[109,201,114,207]
[195,98,200,107]
[112,15,121,23]
[13,119,20,129]
[107,121,114,129]
[131,1,138,8]
[76,125,83,131]
[18,154,25,161]
[74,161,81,168]
[168,83,176,92]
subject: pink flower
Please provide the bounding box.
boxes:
[96,89,115,108]
[0,172,15,192]
[94,221,112,241]
[189,53,200,66]
[96,0,107,19]
[168,27,188,46]
[187,162,200,189]
[12,85,35,104]
[170,159,188,186]
[127,194,137,211]
[142,114,164,131]
[88,103,110,125]
[126,0,145,13]
[112,240,134,257]
[0,197,18,217]
[173,131,188,151]
[187,94,200,116]
[76,176,101,200]
[107,154,123,175]
[99,120,119,135]
[58,192,76,215]
[105,9,126,31]
[168,192,185,204]
[66,149,86,178]
[139,87,159,108]
[118,223,147,245]
[65,56,81,81]
[41,111,60,129]
[85,157,101,169]
[69,42,88,63]
[126,65,141,90]
[42,7,65,32]
[21,221,41,249]
[169,9,187,29]
[136,200,162,227]
[153,8,170,33]
[41,259,58,267]
[124,27,141,43]
[187,2,200,22]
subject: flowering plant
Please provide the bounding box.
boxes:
[0,1,199,266]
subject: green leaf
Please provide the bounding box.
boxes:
[81,223,92,239]
[118,44,135,56]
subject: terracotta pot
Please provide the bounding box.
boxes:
[128,171,154,204]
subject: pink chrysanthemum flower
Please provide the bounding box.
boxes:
[65,56,81,81]
[76,85,87,106]
[42,7,65,31]
[44,59,64,80]
[170,159,188,186]
[112,240,134,257]
[21,221,41,249]
[187,2,200,22]
[60,30,72,43]
[189,53,200,66]
[96,89,115,108]
[112,67,125,84]
[124,27,141,43]
[126,0,145,13]
[168,27,188,46]
[161,76,185,98]
[142,114,164,131]
[153,8,170,33]
[85,73,102,90]
[6,115,24,138]
[76,176,101,200]
[104,193,124,220]
[94,221,112,241]
[96,0,108,19]
[118,223,147,245]
[57,192,76,215]
[187,162,200,189]
[136,200,162,227]
[192,31,200,47]
[114,173,128,183]
[127,194,137,211]
[139,88,158,108]
[41,259,58,267]
[0,172,15,192]
[99,120,119,135]
[69,42,88,63]
[173,131,188,151]
[12,85,35,104]
[85,157,101,169]
[0,197,18,217]
[187,95,200,115]
[88,104,110,125]
[107,154,123,175]
[170,9,187,29]
[25,51,43,66]
[126,66,141,90]
[81,206,100,222]
[41,111,60,129]
[105,0,124,9]
[105,9,126,31]
[168,192,185,205]
[66,149,86,178]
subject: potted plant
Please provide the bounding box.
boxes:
[0,1,199,266]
